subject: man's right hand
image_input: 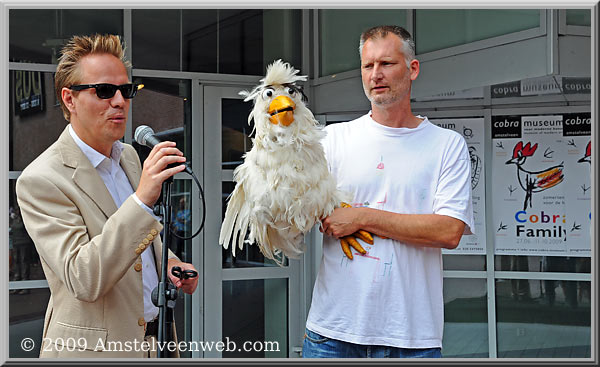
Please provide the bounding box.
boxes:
[136,141,186,207]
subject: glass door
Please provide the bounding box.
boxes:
[202,85,303,358]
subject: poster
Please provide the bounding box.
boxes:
[491,113,591,257]
[431,118,486,255]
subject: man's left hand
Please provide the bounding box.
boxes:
[321,206,361,239]
[167,259,198,294]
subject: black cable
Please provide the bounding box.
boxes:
[170,165,206,240]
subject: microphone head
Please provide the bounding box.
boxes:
[134,125,154,146]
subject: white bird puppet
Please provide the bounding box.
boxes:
[219,60,373,265]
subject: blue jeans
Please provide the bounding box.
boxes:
[302,328,442,358]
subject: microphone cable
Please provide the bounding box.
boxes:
[170,164,205,241]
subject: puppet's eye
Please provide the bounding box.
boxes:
[286,87,296,96]
[262,88,274,99]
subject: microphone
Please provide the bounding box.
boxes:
[134,125,192,174]
[134,125,162,149]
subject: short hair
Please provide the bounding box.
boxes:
[359,25,416,68]
[55,34,130,121]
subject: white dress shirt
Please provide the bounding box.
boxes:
[69,125,159,321]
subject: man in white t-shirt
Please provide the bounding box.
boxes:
[303,25,474,358]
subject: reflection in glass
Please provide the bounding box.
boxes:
[9,180,44,281]
[222,182,287,268]
[495,255,590,273]
[443,278,488,357]
[132,9,302,74]
[222,98,253,170]
[10,288,51,357]
[10,9,123,64]
[496,279,591,357]
[10,71,66,171]
[222,278,288,357]
[170,180,193,262]
[415,10,540,54]
[131,77,191,158]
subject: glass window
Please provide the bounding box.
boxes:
[415,10,541,54]
[319,9,408,76]
[443,278,488,357]
[9,180,44,282]
[10,70,66,171]
[222,98,253,170]
[496,279,591,357]
[132,9,184,71]
[566,9,591,26]
[9,9,123,64]
[132,9,302,74]
[495,256,590,273]
[222,278,288,357]
[9,288,51,357]
[131,77,192,158]
[443,255,486,271]
[169,180,193,262]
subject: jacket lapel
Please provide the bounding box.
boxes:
[120,152,141,191]
[58,126,118,218]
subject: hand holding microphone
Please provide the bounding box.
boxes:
[134,125,186,208]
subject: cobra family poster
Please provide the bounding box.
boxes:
[431,118,486,255]
[491,113,591,257]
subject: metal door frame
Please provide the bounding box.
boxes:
[201,84,303,358]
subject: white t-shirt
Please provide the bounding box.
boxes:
[306,113,474,349]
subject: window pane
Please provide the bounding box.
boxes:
[496,279,591,357]
[10,9,123,64]
[132,9,184,71]
[132,9,302,74]
[9,180,45,281]
[443,278,488,357]
[222,98,253,170]
[319,9,408,76]
[10,70,66,171]
[9,288,51,357]
[131,77,191,158]
[169,180,193,262]
[495,256,590,273]
[415,10,540,54]
[566,9,591,26]
[222,182,288,268]
[169,180,194,357]
[222,278,288,357]
[443,255,486,271]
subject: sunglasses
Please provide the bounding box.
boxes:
[69,83,144,99]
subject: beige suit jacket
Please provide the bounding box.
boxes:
[16,125,178,357]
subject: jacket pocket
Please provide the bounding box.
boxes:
[45,321,108,352]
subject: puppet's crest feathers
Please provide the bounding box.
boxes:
[239,59,307,102]
[262,59,307,86]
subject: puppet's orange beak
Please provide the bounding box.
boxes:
[268,96,296,126]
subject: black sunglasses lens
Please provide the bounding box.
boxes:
[120,84,137,98]
[95,84,118,99]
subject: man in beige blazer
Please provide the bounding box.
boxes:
[16,34,198,358]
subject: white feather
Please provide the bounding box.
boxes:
[219,60,349,266]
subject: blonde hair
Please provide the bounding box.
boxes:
[55,34,130,121]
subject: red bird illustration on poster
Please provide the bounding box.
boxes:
[506,141,564,210]
[578,141,591,164]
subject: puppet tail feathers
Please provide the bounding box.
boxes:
[219,184,250,257]
[251,224,305,267]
